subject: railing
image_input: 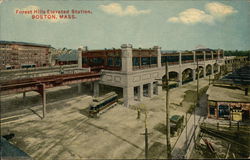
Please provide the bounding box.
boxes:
[132,64,157,70]
[182,60,194,64]
[161,62,179,66]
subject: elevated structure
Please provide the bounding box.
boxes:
[1,44,248,117]
[0,71,100,118]
[79,44,248,107]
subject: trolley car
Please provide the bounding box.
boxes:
[89,92,118,117]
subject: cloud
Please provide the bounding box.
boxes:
[15,5,68,23]
[168,2,237,25]
[168,8,214,24]
[0,0,7,4]
[99,3,151,16]
[205,2,237,17]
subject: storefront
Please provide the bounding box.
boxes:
[208,101,250,121]
[207,85,250,122]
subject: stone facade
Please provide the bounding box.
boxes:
[98,44,227,107]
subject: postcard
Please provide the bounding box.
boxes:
[0,0,249,159]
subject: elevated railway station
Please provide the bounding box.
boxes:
[79,44,248,107]
[1,44,248,118]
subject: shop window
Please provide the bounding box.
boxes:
[209,106,215,115]
[218,105,230,118]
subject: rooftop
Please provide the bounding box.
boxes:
[206,85,250,102]
[55,50,78,61]
[218,65,250,85]
[0,40,51,48]
[193,48,217,52]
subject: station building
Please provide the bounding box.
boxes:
[78,44,226,107]
[0,41,51,70]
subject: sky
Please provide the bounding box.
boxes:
[0,0,249,50]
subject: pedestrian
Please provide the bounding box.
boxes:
[137,105,141,119]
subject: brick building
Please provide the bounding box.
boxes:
[0,41,51,69]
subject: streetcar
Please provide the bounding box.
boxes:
[89,92,118,117]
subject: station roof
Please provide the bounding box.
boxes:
[218,65,250,85]
[193,48,217,52]
[55,50,78,61]
[161,50,179,54]
[0,40,51,48]
[206,85,250,102]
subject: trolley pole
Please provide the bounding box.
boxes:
[165,62,172,159]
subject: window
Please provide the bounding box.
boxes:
[182,55,193,61]
[141,57,150,65]
[161,56,167,63]
[196,55,204,60]
[167,56,179,62]
[133,57,140,66]
[107,57,113,66]
[209,106,215,115]
[114,57,121,66]
[218,105,230,118]
[82,58,87,64]
[150,57,157,64]
[206,54,212,59]
[93,58,104,65]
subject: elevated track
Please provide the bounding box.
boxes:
[0,71,101,119]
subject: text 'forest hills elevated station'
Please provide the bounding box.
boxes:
[77,44,248,107]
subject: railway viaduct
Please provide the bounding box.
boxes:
[1,44,248,118]
[91,44,248,107]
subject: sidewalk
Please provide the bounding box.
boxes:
[171,94,207,159]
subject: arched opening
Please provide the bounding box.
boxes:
[169,71,178,81]
[196,66,204,79]
[182,68,193,84]
[206,64,212,76]
[162,72,179,89]
[214,63,219,73]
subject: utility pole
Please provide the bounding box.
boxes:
[144,107,148,159]
[209,74,211,85]
[165,62,172,159]
[196,59,199,108]
[140,104,150,159]
[193,60,200,148]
